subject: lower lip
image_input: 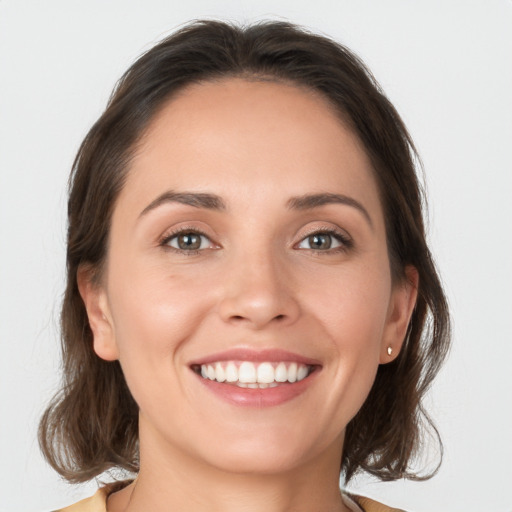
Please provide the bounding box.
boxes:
[194,371,319,407]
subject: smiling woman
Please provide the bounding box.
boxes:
[39,20,450,512]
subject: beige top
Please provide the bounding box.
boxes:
[54,483,406,512]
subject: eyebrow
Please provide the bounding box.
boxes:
[139,190,372,228]
[139,191,227,216]
[286,193,373,227]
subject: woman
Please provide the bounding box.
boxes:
[39,20,450,512]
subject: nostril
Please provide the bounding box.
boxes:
[229,313,286,324]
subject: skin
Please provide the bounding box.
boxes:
[79,79,418,512]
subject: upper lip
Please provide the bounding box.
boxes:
[189,348,322,367]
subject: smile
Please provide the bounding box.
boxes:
[195,361,313,388]
[190,349,321,406]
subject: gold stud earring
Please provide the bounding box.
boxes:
[387,346,393,356]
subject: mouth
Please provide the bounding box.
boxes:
[191,360,317,389]
[189,348,322,406]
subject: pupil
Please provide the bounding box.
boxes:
[310,234,331,250]
[178,233,200,250]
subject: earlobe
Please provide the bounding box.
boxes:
[77,266,119,361]
[380,265,419,364]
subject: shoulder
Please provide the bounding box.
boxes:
[55,486,404,512]
[344,492,407,512]
[53,487,108,512]
[53,481,131,512]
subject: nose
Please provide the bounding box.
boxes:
[217,247,301,330]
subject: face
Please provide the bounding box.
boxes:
[80,79,417,476]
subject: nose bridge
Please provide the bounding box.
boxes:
[218,239,299,329]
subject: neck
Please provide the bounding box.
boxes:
[109,422,349,512]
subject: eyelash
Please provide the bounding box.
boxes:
[299,227,353,255]
[160,226,213,256]
[159,226,353,256]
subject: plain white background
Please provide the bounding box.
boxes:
[1,1,511,511]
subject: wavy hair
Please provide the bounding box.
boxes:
[39,19,450,484]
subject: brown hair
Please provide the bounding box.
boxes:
[39,19,450,484]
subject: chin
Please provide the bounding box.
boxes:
[208,448,311,476]
[195,428,331,476]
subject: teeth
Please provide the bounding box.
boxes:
[226,362,238,382]
[215,362,226,382]
[275,362,288,382]
[257,362,275,383]
[198,361,312,386]
[297,364,308,381]
[288,362,298,383]
[239,361,257,383]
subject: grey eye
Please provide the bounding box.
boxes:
[297,232,343,250]
[167,232,210,251]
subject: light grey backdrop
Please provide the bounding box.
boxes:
[1,1,511,511]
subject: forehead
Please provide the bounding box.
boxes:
[120,78,382,223]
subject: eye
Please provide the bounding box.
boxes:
[161,229,215,254]
[296,229,352,252]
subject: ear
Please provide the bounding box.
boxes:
[380,265,419,364]
[77,265,119,361]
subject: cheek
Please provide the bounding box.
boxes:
[105,260,213,380]
[304,265,391,415]
[305,261,392,342]
[111,270,209,340]
[104,265,216,421]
